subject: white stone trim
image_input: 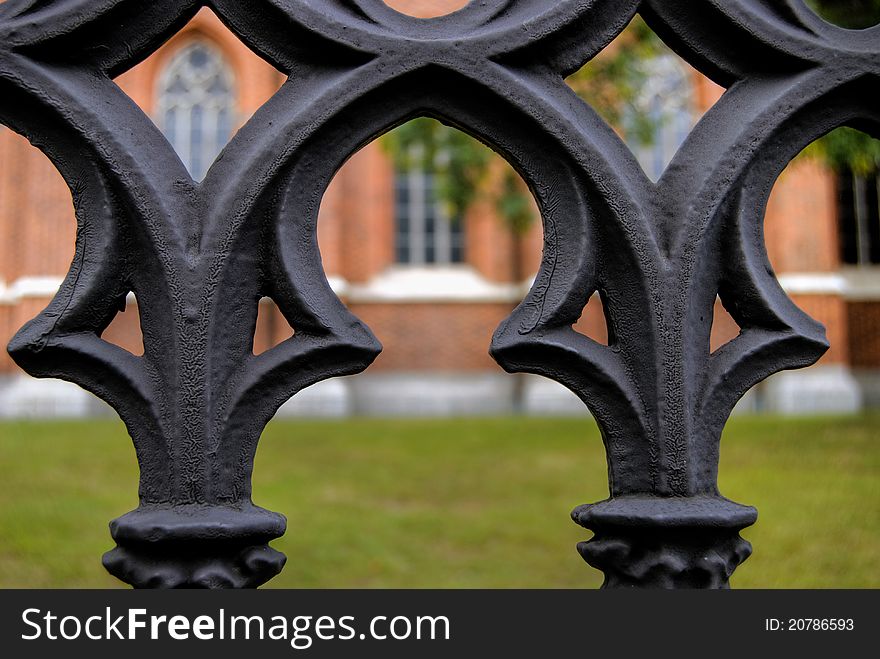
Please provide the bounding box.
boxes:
[0,374,109,418]
[4,269,879,307]
[0,277,144,307]
[326,276,349,297]
[275,378,352,417]
[853,369,880,409]
[776,269,880,300]
[0,270,570,307]
[777,272,847,296]
[0,276,65,304]
[342,266,528,304]
[522,375,590,416]
[840,267,880,301]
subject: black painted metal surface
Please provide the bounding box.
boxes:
[0,0,876,588]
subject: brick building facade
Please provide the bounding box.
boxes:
[1,1,878,416]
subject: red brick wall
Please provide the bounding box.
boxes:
[383,0,469,18]
[708,295,849,365]
[0,129,77,375]
[0,130,76,283]
[574,296,610,345]
[710,299,740,353]
[764,159,839,274]
[0,0,872,393]
[345,296,610,373]
[694,75,725,113]
[333,145,395,283]
[0,305,17,373]
[848,302,880,369]
[0,299,48,372]
[350,302,513,371]
[101,301,145,357]
[253,301,295,355]
[317,173,346,277]
[464,193,519,283]
[792,294,850,365]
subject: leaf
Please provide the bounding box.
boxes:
[379,16,667,239]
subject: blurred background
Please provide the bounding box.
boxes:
[0,0,877,588]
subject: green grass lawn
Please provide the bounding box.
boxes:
[0,415,877,588]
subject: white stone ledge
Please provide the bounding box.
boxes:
[0,276,65,304]
[5,269,880,306]
[776,269,880,300]
[840,267,880,301]
[339,266,528,304]
[0,375,109,418]
[777,272,847,296]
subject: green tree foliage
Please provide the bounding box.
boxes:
[382,116,538,237]
[381,4,880,235]
[563,16,663,149]
[817,127,880,176]
[381,117,493,225]
[806,0,880,175]
[381,17,664,238]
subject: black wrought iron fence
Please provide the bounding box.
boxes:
[0,0,876,588]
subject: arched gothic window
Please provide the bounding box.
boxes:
[156,42,236,180]
[627,54,695,181]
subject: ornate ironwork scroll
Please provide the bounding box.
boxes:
[0,0,876,588]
